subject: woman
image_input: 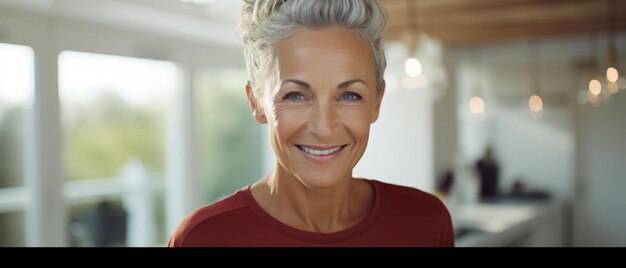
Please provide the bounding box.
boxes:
[169,0,454,247]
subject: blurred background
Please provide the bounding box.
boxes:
[0,0,624,247]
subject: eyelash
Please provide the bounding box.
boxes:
[340,92,363,101]
[283,92,307,101]
[281,91,363,102]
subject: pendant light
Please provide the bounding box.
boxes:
[586,31,604,107]
[605,0,620,94]
[402,0,426,90]
[528,41,543,118]
[469,48,485,115]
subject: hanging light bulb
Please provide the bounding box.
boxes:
[589,79,602,95]
[586,34,606,107]
[402,0,427,91]
[527,41,544,117]
[605,1,621,85]
[528,94,543,112]
[605,45,619,85]
[405,58,422,77]
[469,97,485,114]
[607,67,619,82]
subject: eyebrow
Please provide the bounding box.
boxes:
[337,79,369,89]
[282,79,311,89]
[281,79,369,89]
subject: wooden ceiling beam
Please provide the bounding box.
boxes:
[386,20,626,45]
[380,0,626,45]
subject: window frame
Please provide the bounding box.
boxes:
[0,4,243,246]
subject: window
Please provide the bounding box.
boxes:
[59,51,178,246]
[194,68,263,204]
[0,42,34,246]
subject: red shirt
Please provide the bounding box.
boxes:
[168,179,454,247]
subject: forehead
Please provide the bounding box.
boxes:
[273,26,375,77]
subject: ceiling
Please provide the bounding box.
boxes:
[3,0,625,48]
[380,0,626,46]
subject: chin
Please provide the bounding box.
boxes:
[294,170,350,190]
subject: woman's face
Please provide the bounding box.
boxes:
[247,25,384,189]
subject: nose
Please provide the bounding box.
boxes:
[308,101,337,138]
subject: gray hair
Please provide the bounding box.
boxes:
[239,0,388,97]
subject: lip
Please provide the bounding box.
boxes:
[296,144,347,163]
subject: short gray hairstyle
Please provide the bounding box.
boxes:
[239,0,388,97]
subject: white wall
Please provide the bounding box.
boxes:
[353,80,433,191]
[433,48,458,181]
[576,91,626,246]
[493,106,574,197]
[353,42,435,192]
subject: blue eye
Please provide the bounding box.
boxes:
[340,92,362,101]
[283,92,307,101]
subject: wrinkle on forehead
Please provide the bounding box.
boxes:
[270,25,377,95]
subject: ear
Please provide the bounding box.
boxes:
[371,80,385,123]
[246,82,268,124]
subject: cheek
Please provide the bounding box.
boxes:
[270,105,307,142]
[338,108,373,140]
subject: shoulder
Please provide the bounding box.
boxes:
[375,180,444,205]
[373,180,451,219]
[168,190,248,247]
[371,180,455,246]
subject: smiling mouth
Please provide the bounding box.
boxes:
[296,145,347,157]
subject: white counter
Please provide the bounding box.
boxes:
[452,200,566,247]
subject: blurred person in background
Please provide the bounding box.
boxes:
[475,145,500,201]
[169,0,453,247]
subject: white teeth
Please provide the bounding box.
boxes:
[300,146,342,156]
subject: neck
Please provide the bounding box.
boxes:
[253,163,372,233]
